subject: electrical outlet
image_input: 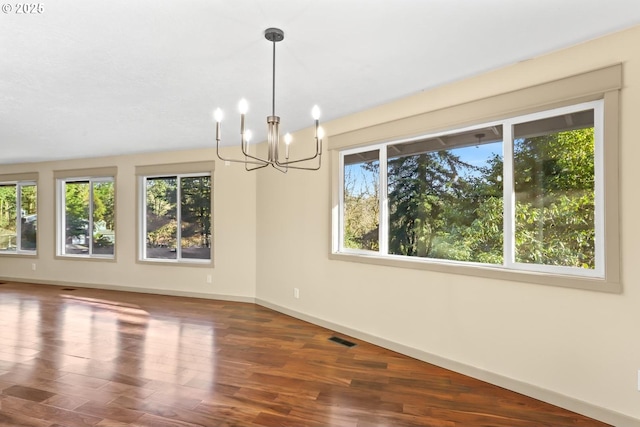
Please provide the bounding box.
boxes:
[31,263,36,271]
[206,274,212,284]
[294,287,300,299]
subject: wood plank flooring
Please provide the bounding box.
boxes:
[0,282,610,426]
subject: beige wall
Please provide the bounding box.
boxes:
[0,147,257,300]
[256,25,640,423]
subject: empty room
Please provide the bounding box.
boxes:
[1,1,640,426]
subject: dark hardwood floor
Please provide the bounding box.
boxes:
[0,281,609,427]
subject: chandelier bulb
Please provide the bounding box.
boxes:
[213,108,223,123]
[311,105,321,120]
[238,98,249,114]
[317,126,325,140]
[284,133,292,145]
[245,130,252,143]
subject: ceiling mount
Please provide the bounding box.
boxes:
[264,27,284,43]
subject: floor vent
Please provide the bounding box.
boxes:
[329,336,357,348]
[61,288,76,291]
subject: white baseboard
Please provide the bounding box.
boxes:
[0,276,256,304]
[256,298,639,427]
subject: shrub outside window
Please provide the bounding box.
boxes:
[141,173,212,263]
[0,181,37,254]
[338,100,603,279]
[343,149,380,252]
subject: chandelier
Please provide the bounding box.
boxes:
[214,28,323,172]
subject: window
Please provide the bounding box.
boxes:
[386,125,504,264]
[0,179,37,254]
[510,108,600,275]
[343,149,380,251]
[336,100,609,284]
[137,162,214,265]
[55,170,116,259]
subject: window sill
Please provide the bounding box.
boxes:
[136,258,214,268]
[329,251,620,293]
[0,251,37,258]
[54,254,116,262]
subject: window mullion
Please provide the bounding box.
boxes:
[379,147,388,255]
[141,178,147,260]
[58,180,65,255]
[503,122,515,268]
[338,153,346,252]
[16,184,22,252]
[176,176,182,260]
[593,101,605,277]
[88,180,94,256]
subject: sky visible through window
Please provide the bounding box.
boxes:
[345,141,503,195]
[447,141,502,180]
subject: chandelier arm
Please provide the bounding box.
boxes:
[269,163,288,173]
[275,153,319,166]
[245,161,270,171]
[242,153,272,164]
[275,139,322,166]
[216,140,270,166]
[217,155,270,166]
[276,157,322,171]
[240,144,274,164]
[276,120,322,165]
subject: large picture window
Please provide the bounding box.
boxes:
[0,180,37,254]
[140,173,212,263]
[56,176,115,258]
[337,100,604,280]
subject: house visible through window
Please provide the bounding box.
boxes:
[57,177,115,258]
[0,181,37,254]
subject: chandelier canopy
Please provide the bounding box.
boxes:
[214,28,323,172]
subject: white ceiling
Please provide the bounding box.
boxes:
[2,0,640,165]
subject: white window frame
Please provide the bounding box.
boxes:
[338,147,385,257]
[139,172,212,265]
[334,100,607,283]
[56,176,116,259]
[0,180,37,255]
[503,101,604,278]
